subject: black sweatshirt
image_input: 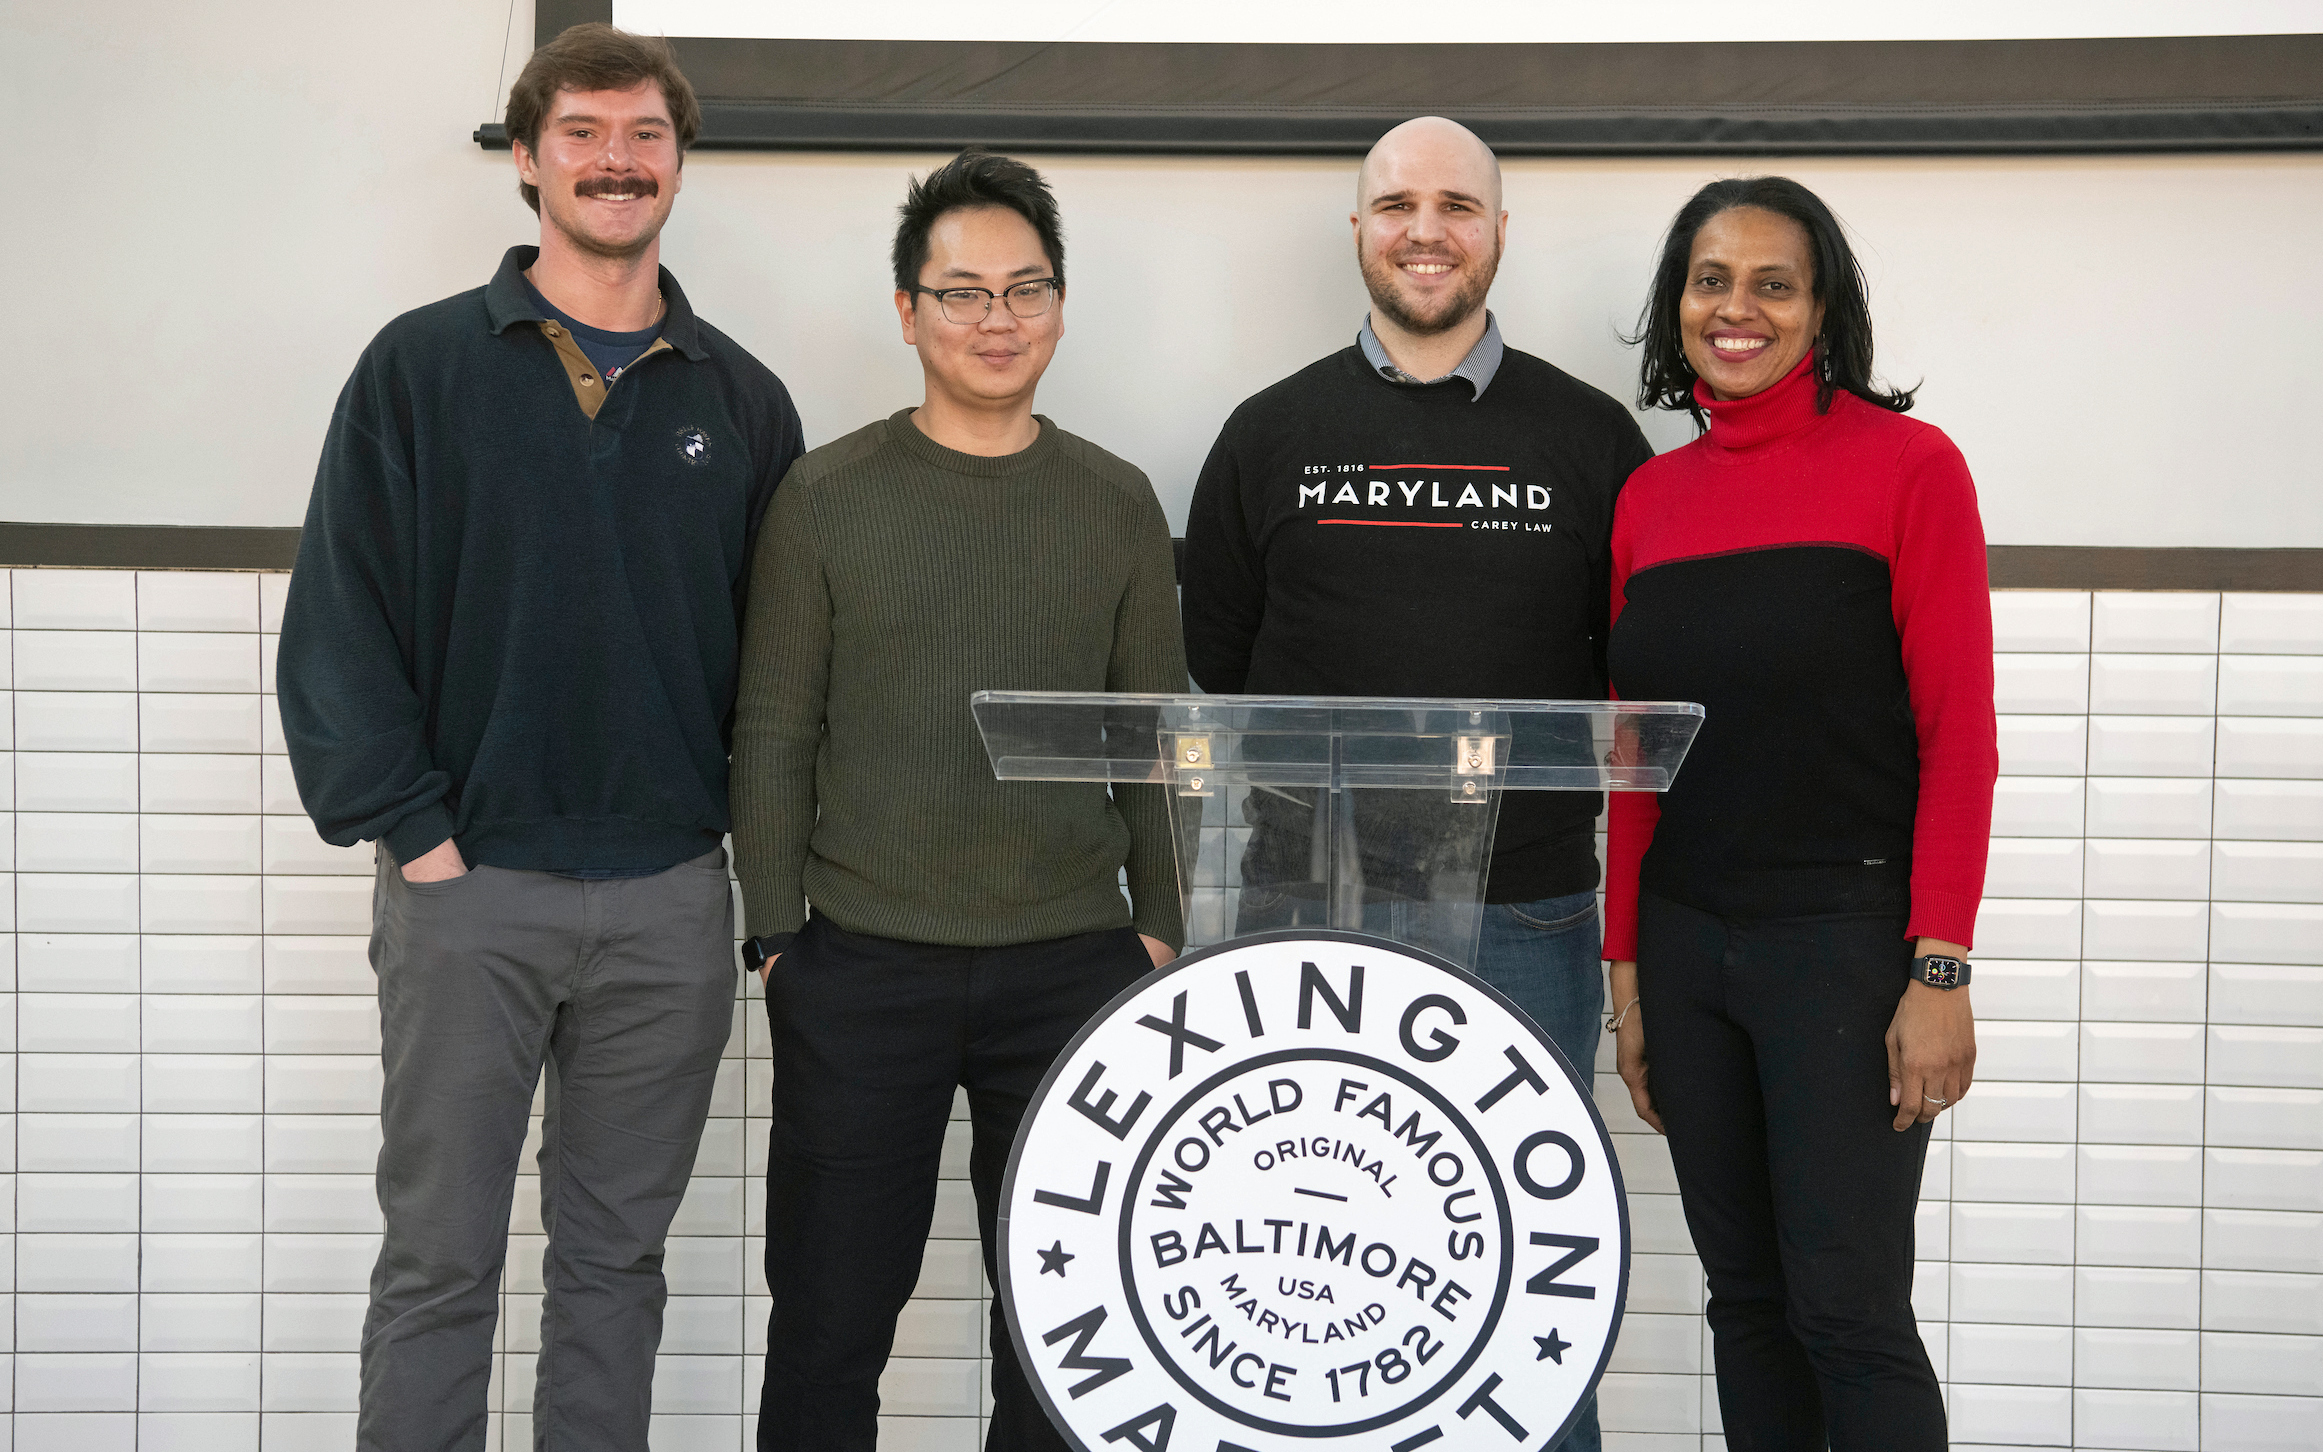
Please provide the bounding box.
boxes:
[1181,344,1651,901]
[278,246,803,871]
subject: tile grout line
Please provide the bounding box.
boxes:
[131,575,140,1451]
[10,572,17,1451]
[2068,594,2091,1448]
[257,587,268,1452]
[2195,606,2220,1435]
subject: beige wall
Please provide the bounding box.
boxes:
[9,0,2320,547]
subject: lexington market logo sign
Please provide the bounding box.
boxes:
[1000,930,1628,1451]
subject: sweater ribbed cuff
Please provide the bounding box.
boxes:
[1130,907,1183,955]
[739,881,807,945]
[1601,908,1639,963]
[383,803,456,867]
[1907,888,1984,954]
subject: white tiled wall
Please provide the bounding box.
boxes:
[8,573,2321,1451]
[1584,588,2323,1452]
[0,568,992,1452]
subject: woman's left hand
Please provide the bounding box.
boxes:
[1887,936,1976,1130]
[1139,934,1176,969]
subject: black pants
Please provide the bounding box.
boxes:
[1636,892,1944,1452]
[756,915,1153,1451]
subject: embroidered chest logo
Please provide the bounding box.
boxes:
[674,426,713,466]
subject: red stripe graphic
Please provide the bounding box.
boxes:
[1368,464,1510,470]
[1317,519,1467,528]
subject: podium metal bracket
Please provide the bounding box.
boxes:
[1172,733,1214,797]
[1452,733,1494,804]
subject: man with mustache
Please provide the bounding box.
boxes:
[278,23,801,1450]
[1180,115,1650,1451]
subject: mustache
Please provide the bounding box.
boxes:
[574,175,659,199]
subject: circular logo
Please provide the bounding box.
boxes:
[673,425,713,465]
[1001,930,1627,1451]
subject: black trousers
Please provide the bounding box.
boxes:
[1636,892,1945,1452]
[756,915,1153,1452]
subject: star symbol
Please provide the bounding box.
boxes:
[1534,1329,1571,1364]
[1037,1241,1074,1277]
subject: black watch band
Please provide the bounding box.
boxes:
[1911,954,1970,989]
[742,933,793,972]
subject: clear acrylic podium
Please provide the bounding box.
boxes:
[972,693,1704,970]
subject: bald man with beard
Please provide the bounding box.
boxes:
[1180,118,1648,1449]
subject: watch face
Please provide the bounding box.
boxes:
[1919,957,1963,988]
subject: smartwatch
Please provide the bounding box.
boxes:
[1911,954,1971,990]
[742,934,790,974]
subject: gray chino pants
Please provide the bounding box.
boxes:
[358,847,738,1452]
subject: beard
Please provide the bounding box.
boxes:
[1359,237,1499,337]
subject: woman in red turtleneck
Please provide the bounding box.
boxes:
[1605,178,1995,1451]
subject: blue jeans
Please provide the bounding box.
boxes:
[1470,889,1606,1452]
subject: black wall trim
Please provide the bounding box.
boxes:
[1987,547,2323,592]
[481,28,2323,155]
[1,528,2311,592]
[0,525,300,572]
[1163,542,2320,591]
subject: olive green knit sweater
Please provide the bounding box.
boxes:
[731,409,1187,950]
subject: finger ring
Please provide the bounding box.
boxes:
[1924,1095,1948,1106]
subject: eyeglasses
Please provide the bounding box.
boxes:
[910,278,1061,325]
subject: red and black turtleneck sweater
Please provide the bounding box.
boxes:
[1603,355,1997,961]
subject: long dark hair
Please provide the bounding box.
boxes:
[1632,176,1916,425]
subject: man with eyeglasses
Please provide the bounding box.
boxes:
[729,149,1186,1451]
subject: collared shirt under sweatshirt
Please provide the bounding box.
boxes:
[1358,311,1506,396]
[730,411,1188,953]
[279,246,803,871]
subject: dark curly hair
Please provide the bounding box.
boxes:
[891,150,1065,295]
[1632,176,1916,425]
